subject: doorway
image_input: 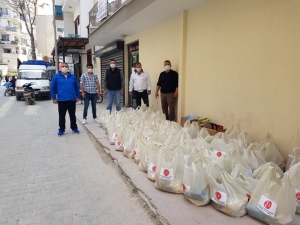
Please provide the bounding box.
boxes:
[127,42,139,107]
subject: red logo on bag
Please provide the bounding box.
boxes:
[134,150,136,155]
[216,151,222,157]
[246,194,251,199]
[115,133,118,137]
[264,201,272,209]
[215,191,222,200]
[117,141,121,145]
[183,184,186,191]
[152,166,156,172]
[296,192,300,201]
[163,169,169,176]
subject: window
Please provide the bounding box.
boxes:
[4,48,11,53]
[21,38,27,45]
[1,34,9,41]
[0,8,8,16]
[74,15,80,35]
[87,49,92,65]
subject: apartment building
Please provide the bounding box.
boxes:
[51,0,95,80]
[0,2,42,75]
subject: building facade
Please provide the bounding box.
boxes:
[0,2,43,75]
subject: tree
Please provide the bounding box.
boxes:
[4,0,38,60]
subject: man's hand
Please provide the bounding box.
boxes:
[120,89,123,95]
[81,92,85,98]
[53,100,58,104]
[147,90,151,95]
[173,92,178,98]
[97,92,101,97]
[155,92,159,98]
[76,98,80,102]
[103,90,107,95]
[129,92,133,97]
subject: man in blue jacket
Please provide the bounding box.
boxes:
[50,62,80,136]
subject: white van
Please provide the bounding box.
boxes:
[16,65,51,100]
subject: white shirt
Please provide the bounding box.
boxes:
[129,70,151,92]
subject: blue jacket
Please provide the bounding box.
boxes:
[50,72,80,101]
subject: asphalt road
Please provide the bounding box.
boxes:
[0,86,157,225]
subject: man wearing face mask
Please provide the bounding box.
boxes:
[103,59,124,112]
[50,62,81,136]
[80,64,101,124]
[155,60,178,121]
[129,62,151,107]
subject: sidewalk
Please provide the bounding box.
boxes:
[75,100,300,225]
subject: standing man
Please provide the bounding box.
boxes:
[129,62,151,107]
[103,59,124,112]
[50,62,81,136]
[80,63,101,124]
[155,60,178,121]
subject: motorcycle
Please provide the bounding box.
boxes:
[3,82,15,96]
[22,83,35,105]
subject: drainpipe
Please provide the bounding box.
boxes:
[52,0,59,73]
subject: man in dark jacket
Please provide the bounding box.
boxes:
[103,59,124,112]
[155,60,178,121]
[50,62,80,136]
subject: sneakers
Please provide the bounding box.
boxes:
[58,130,64,136]
[82,118,87,124]
[72,128,80,134]
[94,118,100,123]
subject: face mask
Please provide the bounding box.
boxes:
[87,69,93,73]
[165,65,171,71]
[136,68,141,72]
[110,64,116,69]
[61,67,69,74]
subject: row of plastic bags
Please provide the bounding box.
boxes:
[98,107,300,224]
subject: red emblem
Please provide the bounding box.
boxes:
[217,152,222,157]
[115,133,118,137]
[264,200,272,209]
[296,192,300,201]
[246,194,251,199]
[163,169,169,176]
[215,191,222,200]
[183,184,186,191]
[133,150,136,155]
[117,141,121,145]
[152,166,156,172]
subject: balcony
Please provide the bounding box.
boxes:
[6,26,19,32]
[62,0,79,13]
[55,5,63,20]
[68,34,80,38]
[0,12,20,20]
[89,0,125,35]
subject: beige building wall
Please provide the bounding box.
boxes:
[123,0,300,159]
[184,0,300,159]
[125,14,182,112]
[36,15,55,58]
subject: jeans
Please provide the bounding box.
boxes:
[58,101,77,131]
[106,90,121,112]
[83,92,97,119]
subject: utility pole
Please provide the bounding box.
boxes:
[52,0,59,73]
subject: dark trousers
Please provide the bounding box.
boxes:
[58,101,77,131]
[134,90,149,107]
[83,92,97,119]
[161,92,175,121]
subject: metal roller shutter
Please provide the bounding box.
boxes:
[101,50,124,106]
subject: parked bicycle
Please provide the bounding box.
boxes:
[79,90,103,104]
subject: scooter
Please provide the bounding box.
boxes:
[22,83,35,105]
[3,82,15,96]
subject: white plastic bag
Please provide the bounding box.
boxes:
[133,138,147,164]
[225,124,241,140]
[114,128,125,151]
[155,146,185,193]
[252,162,284,180]
[123,128,136,159]
[286,147,300,171]
[206,164,249,218]
[183,158,210,206]
[242,143,266,170]
[147,143,161,181]
[246,166,296,225]
[184,120,199,139]
[287,162,300,214]
[138,141,151,172]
